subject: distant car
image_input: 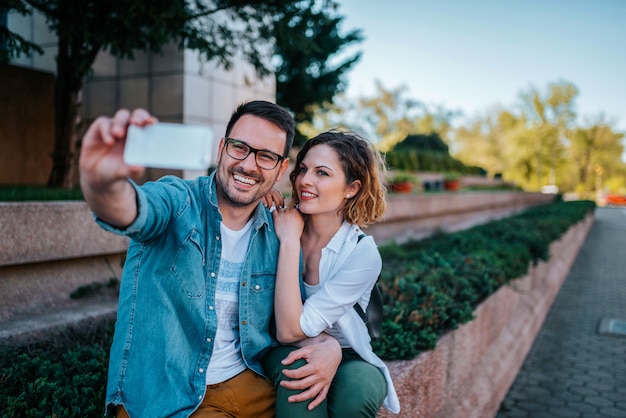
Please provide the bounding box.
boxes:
[606,194,626,206]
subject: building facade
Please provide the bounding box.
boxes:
[2,9,276,183]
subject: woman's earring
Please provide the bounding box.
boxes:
[346,194,350,198]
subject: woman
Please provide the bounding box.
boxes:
[262,131,400,417]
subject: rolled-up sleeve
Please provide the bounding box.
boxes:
[94,176,190,242]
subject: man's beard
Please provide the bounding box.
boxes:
[216,167,273,208]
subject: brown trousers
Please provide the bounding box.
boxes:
[115,368,275,418]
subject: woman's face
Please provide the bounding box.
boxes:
[295,144,357,217]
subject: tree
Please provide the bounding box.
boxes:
[4,0,297,187]
[453,109,518,178]
[518,80,579,188]
[357,81,422,151]
[297,81,459,153]
[394,133,449,153]
[567,118,625,197]
[1,1,42,61]
[273,0,363,146]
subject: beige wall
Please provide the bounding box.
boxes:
[0,63,55,185]
[83,45,276,182]
[3,10,277,185]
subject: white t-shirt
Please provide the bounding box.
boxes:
[205,219,253,384]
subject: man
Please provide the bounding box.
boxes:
[79,101,342,417]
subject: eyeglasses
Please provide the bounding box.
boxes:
[224,138,285,170]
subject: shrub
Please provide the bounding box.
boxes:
[0,321,114,417]
[0,186,84,202]
[372,200,595,359]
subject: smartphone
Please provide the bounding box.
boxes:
[124,123,214,170]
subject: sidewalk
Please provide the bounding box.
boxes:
[497,207,626,417]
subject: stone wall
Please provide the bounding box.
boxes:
[370,191,554,243]
[377,213,594,417]
[0,202,128,322]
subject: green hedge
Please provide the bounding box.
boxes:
[0,323,114,417]
[372,200,595,359]
[0,186,84,202]
[0,200,595,416]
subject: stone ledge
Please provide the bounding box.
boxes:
[376,213,594,417]
[370,192,554,243]
[0,201,129,266]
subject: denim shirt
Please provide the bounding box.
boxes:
[97,172,279,417]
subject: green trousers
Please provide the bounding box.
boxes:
[262,345,387,418]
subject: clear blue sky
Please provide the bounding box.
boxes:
[336,0,626,132]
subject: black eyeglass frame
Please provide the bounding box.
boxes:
[224,137,286,170]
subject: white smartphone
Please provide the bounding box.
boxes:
[124,123,214,170]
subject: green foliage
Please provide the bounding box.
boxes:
[388,171,418,184]
[453,80,626,193]
[394,133,449,153]
[0,320,115,417]
[375,200,595,359]
[0,1,44,62]
[385,132,487,175]
[0,186,84,201]
[70,278,119,300]
[273,0,363,146]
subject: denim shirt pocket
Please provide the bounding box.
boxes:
[247,273,275,329]
[170,228,206,299]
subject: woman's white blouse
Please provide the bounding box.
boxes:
[299,221,401,414]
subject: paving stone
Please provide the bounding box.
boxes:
[497,208,626,417]
[548,407,582,417]
[598,408,626,418]
[585,382,616,393]
[584,396,615,408]
[568,385,599,397]
[601,391,626,403]
[521,386,552,398]
[563,402,599,414]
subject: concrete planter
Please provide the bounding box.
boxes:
[370,191,554,243]
[0,201,128,322]
[377,213,594,418]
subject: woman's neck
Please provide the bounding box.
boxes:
[303,213,344,247]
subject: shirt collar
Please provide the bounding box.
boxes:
[325,221,360,253]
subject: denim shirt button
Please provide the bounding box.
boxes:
[215,235,220,240]
[254,285,260,290]
[242,282,247,287]
[209,306,214,310]
[210,272,216,278]
[206,338,211,343]
[242,320,247,325]
[199,368,204,373]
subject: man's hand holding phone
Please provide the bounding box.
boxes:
[79,109,158,228]
[124,123,214,170]
[80,109,156,188]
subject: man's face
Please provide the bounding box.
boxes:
[215,114,289,208]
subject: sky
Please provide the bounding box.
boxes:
[335,0,626,132]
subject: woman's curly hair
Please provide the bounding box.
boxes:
[289,130,387,227]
